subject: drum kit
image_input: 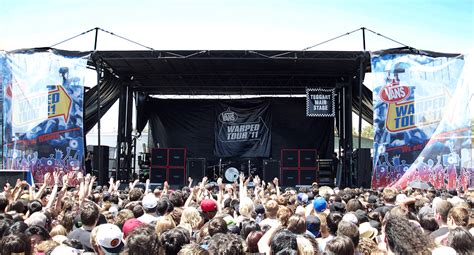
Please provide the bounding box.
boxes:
[207,158,258,182]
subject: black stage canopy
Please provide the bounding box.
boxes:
[94,50,373,123]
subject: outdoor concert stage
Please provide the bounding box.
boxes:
[86,50,373,187]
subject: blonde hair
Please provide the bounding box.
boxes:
[277,207,292,226]
[264,200,279,218]
[239,197,255,218]
[35,240,59,253]
[90,226,100,254]
[156,216,176,236]
[49,225,68,237]
[297,236,316,255]
[180,207,202,230]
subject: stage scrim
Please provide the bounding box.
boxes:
[146,97,334,160]
[371,50,473,190]
[0,49,90,183]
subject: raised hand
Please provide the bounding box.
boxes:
[53,171,61,185]
[273,177,279,186]
[43,173,51,186]
[239,172,245,183]
[62,173,68,187]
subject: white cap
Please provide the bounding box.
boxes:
[447,196,463,207]
[396,194,408,205]
[431,246,457,255]
[142,193,158,209]
[51,245,81,255]
[342,213,358,225]
[96,224,124,253]
[24,212,47,228]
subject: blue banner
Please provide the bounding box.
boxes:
[1,50,90,184]
[370,52,473,190]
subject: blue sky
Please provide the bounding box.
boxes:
[1,0,472,136]
[1,0,472,52]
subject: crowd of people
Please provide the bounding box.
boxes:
[0,170,473,255]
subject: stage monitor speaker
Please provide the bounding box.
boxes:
[169,148,186,167]
[186,158,206,181]
[300,169,318,185]
[0,171,27,187]
[151,148,168,167]
[300,150,317,168]
[354,148,372,188]
[93,145,109,185]
[281,150,298,168]
[281,170,298,186]
[150,167,167,184]
[168,168,185,186]
[263,159,280,183]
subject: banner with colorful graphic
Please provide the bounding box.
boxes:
[1,49,90,183]
[370,51,473,190]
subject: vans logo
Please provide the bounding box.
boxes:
[219,109,238,123]
[380,79,410,103]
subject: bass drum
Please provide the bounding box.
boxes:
[225,167,239,182]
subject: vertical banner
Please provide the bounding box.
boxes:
[371,51,473,190]
[215,100,271,157]
[306,88,335,117]
[1,49,90,183]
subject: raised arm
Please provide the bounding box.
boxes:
[45,171,61,209]
[35,173,51,200]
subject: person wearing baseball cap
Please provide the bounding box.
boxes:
[138,193,159,225]
[200,199,218,221]
[313,197,328,213]
[96,224,124,254]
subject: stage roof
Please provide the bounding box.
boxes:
[94,49,373,123]
[95,50,371,94]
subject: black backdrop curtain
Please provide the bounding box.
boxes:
[145,97,334,159]
[84,73,122,134]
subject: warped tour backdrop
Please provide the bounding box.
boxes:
[371,50,473,190]
[140,97,334,161]
[0,49,90,183]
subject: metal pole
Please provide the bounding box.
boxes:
[357,27,366,150]
[96,61,102,183]
[358,58,363,150]
[94,28,99,51]
[362,27,366,51]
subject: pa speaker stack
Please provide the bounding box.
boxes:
[150,148,186,186]
[353,148,372,188]
[281,149,318,186]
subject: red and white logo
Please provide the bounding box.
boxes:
[380,78,410,103]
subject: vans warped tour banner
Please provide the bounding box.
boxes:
[1,49,90,184]
[371,51,473,190]
[215,100,271,157]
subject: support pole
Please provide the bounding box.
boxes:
[342,80,353,187]
[94,28,99,51]
[96,60,102,183]
[358,58,364,150]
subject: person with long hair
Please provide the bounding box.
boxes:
[446,227,474,255]
[384,215,435,255]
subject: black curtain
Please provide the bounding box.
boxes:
[145,97,334,159]
[84,73,122,134]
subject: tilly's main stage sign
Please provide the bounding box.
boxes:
[215,100,271,157]
[0,49,90,183]
[371,51,472,190]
